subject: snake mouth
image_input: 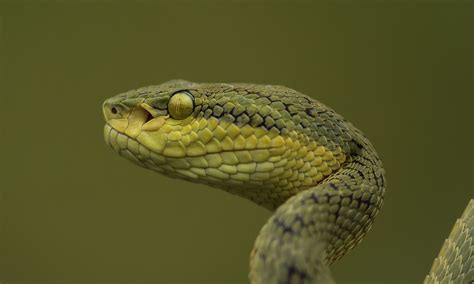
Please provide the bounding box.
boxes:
[104,124,152,167]
[103,119,294,181]
[104,123,282,161]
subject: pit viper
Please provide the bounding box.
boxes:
[102,80,473,283]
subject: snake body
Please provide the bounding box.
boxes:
[424,200,473,284]
[102,80,470,283]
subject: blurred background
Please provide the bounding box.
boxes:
[0,1,472,283]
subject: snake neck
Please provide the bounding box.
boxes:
[250,141,385,283]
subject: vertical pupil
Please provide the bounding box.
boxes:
[175,98,181,114]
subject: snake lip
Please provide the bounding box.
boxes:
[104,123,279,160]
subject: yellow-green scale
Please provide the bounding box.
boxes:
[105,116,346,210]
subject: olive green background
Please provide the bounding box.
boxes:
[0,1,472,283]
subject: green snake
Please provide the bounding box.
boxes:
[102,80,473,283]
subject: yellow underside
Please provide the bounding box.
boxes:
[105,106,346,208]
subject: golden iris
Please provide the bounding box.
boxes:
[168,92,194,119]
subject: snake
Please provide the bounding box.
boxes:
[102,80,473,283]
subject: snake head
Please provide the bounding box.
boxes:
[103,80,348,209]
[103,79,205,158]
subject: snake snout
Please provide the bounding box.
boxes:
[102,101,121,122]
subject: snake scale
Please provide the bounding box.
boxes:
[102,80,473,283]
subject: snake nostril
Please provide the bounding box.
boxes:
[111,106,118,114]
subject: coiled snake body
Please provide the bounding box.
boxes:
[102,80,472,283]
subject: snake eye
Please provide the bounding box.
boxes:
[168,91,194,119]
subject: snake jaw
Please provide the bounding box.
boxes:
[107,118,128,133]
